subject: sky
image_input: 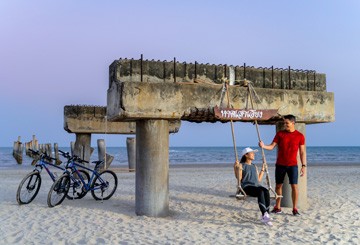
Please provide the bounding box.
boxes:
[1,0,359,147]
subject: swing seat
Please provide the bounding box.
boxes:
[231,193,282,200]
[228,187,247,200]
[235,193,246,200]
[271,194,283,200]
[228,193,246,200]
[230,187,283,200]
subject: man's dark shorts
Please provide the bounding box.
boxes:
[275,165,298,185]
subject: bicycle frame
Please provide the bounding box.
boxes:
[66,161,104,192]
[33,155,64,181]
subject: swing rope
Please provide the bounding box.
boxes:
[104,115,108,170]
[220,80,246,198]
[246,81,282,200]
[225,83,239,163]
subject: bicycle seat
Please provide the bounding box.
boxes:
[92,160,104,171]
[92,160,103,164]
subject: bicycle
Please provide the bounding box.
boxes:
[16,149,89,205]
[47,151,118,207]
[57,150,91,200]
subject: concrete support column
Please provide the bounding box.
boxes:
[135,120,169,217]
[276,122,308,209]
[126,137,136,172]
[97,139,114,170]
[74,133,92,163]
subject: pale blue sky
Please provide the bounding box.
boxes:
[1,0,359,147]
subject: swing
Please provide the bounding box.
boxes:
[244,80,282,200]
[217,79,282,200]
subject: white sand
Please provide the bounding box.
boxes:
[0,165,359,244]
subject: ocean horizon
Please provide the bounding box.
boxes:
[2,146,360,168]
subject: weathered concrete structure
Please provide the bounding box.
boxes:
[64,105,181,163]
[64,105,181,134]
[108,82,333,123]
[107,58,335,217]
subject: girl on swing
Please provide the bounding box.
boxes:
[234,147,272,226]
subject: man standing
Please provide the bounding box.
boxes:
[259,114,306,216]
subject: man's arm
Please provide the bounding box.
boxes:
[259,141,277,151]
[299,144,307,176]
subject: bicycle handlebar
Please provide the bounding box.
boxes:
[58,149,89,163]
[28,149,57,161]
[58,149,71,159]
[29,149,39,155]
[72,155,89,164]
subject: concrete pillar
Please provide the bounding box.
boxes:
[97,139,114,170]
[276,122,308,209]
[70,141,75,156]
[126,137,136,172]
[74,133,92,164]
[135,120,169,217]
[97,139,106,169]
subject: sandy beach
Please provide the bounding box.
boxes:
[0,164,359,244]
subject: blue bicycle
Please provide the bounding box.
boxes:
[47,150,118,207]
[16,149,89,205]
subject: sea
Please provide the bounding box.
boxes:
[2,146,360,168]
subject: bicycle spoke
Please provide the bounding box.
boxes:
[91,170,118,201]
[47,174,70,207]
[16,172,41,205]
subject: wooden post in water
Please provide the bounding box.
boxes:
[25,142,30,156]
[13,136,23,164]
[31,135,38,151]
[97,139,114,170]
[45,144,52,156]
[44,143,52,163]
[54,143,62,165]
[25,135,39,157]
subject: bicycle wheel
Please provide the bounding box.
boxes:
[47,173,70,207]
[91,170,118,200]
[66,170,90,200]
[16,171,42,205]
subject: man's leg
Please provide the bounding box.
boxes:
[288,166,300,215]
[275,183,283,209]
[291,184,298,210]
[274,165,286,209]
[287,166,299,209]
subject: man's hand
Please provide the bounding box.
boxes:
[300,166,306,177]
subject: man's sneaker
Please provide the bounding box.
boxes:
[261,212,273,226]
[292,208,301,216]
[271,206,282,214]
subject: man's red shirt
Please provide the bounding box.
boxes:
[273,130,305,166]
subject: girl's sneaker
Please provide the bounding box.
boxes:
[261,212,273,226]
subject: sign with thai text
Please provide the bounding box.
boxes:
[214,106,278,121]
